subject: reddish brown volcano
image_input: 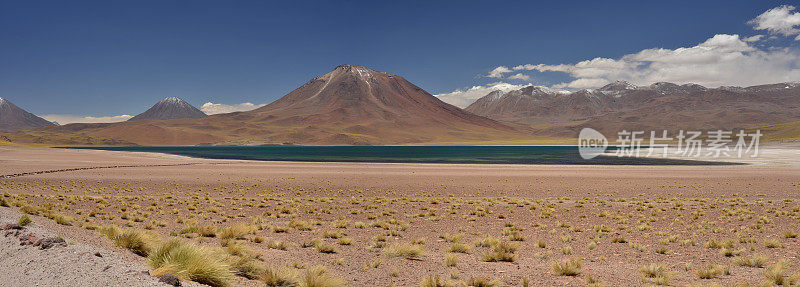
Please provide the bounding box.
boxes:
[1,65,533,146]
[235,65,516,144]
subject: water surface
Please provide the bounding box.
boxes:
[63,146,740,165]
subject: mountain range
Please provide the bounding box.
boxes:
[0,65,532,146]
[2,66,800,146]
[466,81,800,137]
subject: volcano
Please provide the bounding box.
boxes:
[0,97,56,132]
[128,97,206,121]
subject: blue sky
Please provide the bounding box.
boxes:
[1,0,798,122]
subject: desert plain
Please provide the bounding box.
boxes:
[1,146,799,287]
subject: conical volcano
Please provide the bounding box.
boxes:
[240,65,515,144]
[128,97,206,121]
[0,97,56,132]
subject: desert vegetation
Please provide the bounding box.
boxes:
[1,169,799,286]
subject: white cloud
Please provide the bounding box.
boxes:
[749,5,800,40]
[486,66,512,78]
[507,73,531,80]
[434,82,529,108]
[743,35,764,42]
[512,33,800,89]
[200,102,266,114]
[42,114,132,125]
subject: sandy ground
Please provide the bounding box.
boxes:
[1,146,799,286]
[0,205,204,287]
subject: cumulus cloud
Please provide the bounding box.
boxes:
[486,66,512,78]
[749,5,800,40]
[200,102,266,115]
[42,114,132,125]
[511,33,800,89]
[434,82,529,108]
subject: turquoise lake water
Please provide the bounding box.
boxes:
[62,146,738,165]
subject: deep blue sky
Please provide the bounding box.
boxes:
[0,0,788,116]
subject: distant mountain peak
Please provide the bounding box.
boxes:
[159,97,183,103]
[0,97,56,131]
[128,97,206,121]
[600,80,637,91]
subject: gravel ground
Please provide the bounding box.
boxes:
[0,206,186,287]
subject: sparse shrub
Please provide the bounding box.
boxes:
[260,266,297,287]
[462,277,499,287]
[720,248,742,257]
[337,238,353,245]
[445,254,458,267]
[763,260,800,286]
[446,243,470,253]
[149,239,234,287]
[611,237,627,243]
[695,264,725,279]
[640,263,671,285]
[219,224,255,240]
[300,266,343,287]
[18,214,32,226]
[197,225,217,237]
[475,236,499,247]
[314,242,337,254]
[53,213,73,226]
[764,239,783,248]
[552,257,582,276]
[421,275,449,287]
[734,255,768,268]
[480,241,517,262]
[111,229,157,256]
[268,240,288,250]
[384,243,423,260]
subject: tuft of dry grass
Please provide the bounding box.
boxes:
[763,260,800,286]
[695,264,727,279]
[446,243,470,253]
[480,241,518,262]
[219,224,255,241]
[148,239,234,287]
[384,243,423,260]
[197,225,217,237]
[17,214,32,226]
[462,277,499,287]
[639,263,671,285]
[109,229,158,256]
[261,266,298,287]
[552,257,582,276]
[445,254,458,267]
[734,255,768,268]
[314,242,337,254]
[300,265,343,287]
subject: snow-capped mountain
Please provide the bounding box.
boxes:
[465,81,800,136]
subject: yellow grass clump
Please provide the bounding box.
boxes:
[552,257,582,276]
[148,239,235,287]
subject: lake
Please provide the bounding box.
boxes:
[61,146,740,165]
